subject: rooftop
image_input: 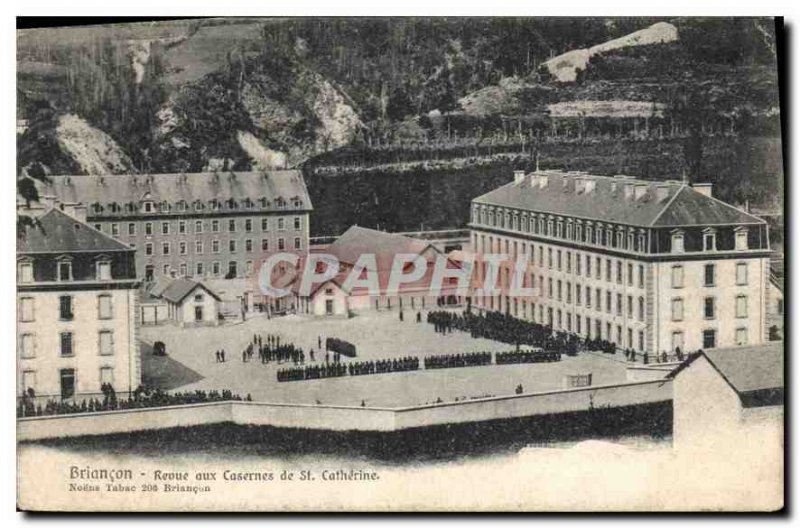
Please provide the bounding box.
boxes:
[473,171,765,228]
[159,278,221,304]
[669,342,784,406]
[36,170,312,214]
[325,226,435,270]
[17,207,132,254]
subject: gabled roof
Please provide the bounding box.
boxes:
[37,170,312,213]
[159,278,221,304]
[326,226,437,270]
[17,208,132,253]
[473,171,765,228]
[668,343,784,406]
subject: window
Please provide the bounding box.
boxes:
[22,370,36,393]
[605,290,611,313]
[57,260,72,281]
[736,295,748,318]
[229,240,237,253]
[212,240,220,254]
[638,297,644,321]
[616,261,622,284]
[576,285,582,305]
[278,238,285,251]
[566,282,572,303]
[576,254,582,275]
[245,239,253,253]
[262,218,269,231]
[94,223,103,231]
[179,263,187,276]
[548,248,553,269]
[20,333,35,358]
[99,331,114,356]
[179,221,187,234]
[638,265,645,288]
[638,331,645,351]
[100,366,114,385]
[735,228,749,250]
[98,294,113,319]
[704,264,715,286]
[671,265,684,288]
[196,263,204,277]
[162,242,171,255]
[18,261,33,283]
[128,223,136,236]
[161,222,170,235]
[704,297,716,319]
[179,242,187,255]
[702,329,716,349]
[703,230,717,251]
[163,264,171,275]
[195,220,203,234]
[605,258,612,282]
[294,237,302,250]
[143,201,153,213]
[229,219,236,233]
[145,243,154,256]
[145,222,153,236]
[212,262,221,276]
[60,332,74,357]
[736,263,748,285]
[671,230,684,253]
[627,263,633,286]
[595,257,601,279]
[19,297,35,322]
[616,293,623,316]
[110,223,119,236]
[294,217,301,230]
[262,239,269,251]
[627,295,633,318]
[557,280,562,301]
[557,250,562,271]
[195,241,204,254]
[245,219,253,232]
[212,220,220,233]
[228,261,238,278]
[566,252,572,273]
[278,218,285,231]
[585,286,592,309]
[59,295,73,321]
[736,327,748,346]
[548,278,553,298]
[246,260,254,275]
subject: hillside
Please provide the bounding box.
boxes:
[17,17,783,234]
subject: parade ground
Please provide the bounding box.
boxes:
[140,310,630,408]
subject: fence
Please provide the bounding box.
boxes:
[18,379,672,441]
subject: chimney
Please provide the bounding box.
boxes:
[584,177,596,194]
[692,183,713,198]
[538,174,549,189]
[624,183,635,200]
[655,184,670,202]
[514,170,526,184]
[634,183,648,200]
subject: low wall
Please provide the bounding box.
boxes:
[17,401,232,442]
[18,380,672,441]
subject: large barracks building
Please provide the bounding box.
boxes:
[469,170,771,355]
[37,171,312,283]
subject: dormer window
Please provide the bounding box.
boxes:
[177,201,187,212]
[259,197,268,208]
[96,258,112,281]
[638,232,647,253]
[735,227,749,250]
[194,200,204,211]
[142,201,154,213]
[17,259,33,283]
[703,228,717,251]
[671,230,685,253]
[57,257,73,282]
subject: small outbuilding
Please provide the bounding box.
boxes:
[159,278,222,327]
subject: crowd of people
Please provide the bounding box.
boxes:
[276,363,348,382]
[349,357,420,376]
[496,349,560,365]
[424,351,492,369]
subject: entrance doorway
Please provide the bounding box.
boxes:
[325,299,334,315]
[195,306,204,322]
[60,369,75,400]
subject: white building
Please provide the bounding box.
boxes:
[469,170,771,355]
[17,207,140,402]
[154,278,221,327]
[667,343,783,450]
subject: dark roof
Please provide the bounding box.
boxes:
[473,171,765,228]
[160,278,221,304]
[37,170,312,213]
[326,226,436,270]
[17,208,132,254]
[669,343,784,404]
